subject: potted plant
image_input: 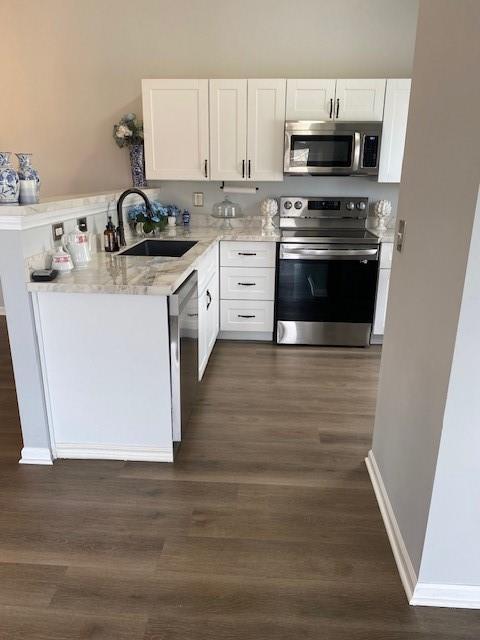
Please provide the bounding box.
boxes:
[127,202,179,236]
[113,113,146,187]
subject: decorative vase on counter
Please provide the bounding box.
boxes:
[373,199,393,231]
[16,153,40,204]
[0,152,20,205]
[129,144,146,188]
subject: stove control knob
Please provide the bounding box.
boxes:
[356,202,367,211]
[283,201,292,210]
[294,200,303,210]
[346,202,355,210]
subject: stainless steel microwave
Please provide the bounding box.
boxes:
[284,121,382,176]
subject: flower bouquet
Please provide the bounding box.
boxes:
[128,202,180,235]
[113,113,146,187]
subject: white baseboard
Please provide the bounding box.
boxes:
[19,447,53,465]
[365,450,417,602]
[55,442,173,462]
[0,306,5,316]
[411,583,480,609]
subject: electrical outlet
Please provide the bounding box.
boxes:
[193,192,204,207]
[77,217,88,232]
[52,222,64,241]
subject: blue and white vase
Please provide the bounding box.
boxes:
[129,144,146,188]
[0,152,20,205]
[16,153,40,204]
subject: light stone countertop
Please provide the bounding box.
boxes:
[26,224,280,296]
[26,218,395,297]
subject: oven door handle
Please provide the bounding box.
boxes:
[280,247,379,260]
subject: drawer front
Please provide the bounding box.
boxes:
[198,242,219,293]
[220,266,275,301]
[220,300,274,332]
[220,241,276,268]
[380,242,394,269]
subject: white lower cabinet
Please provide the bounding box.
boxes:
[219,241,276,340]
[220,300,274,333]
[372,242,393,340]
[198,243,219,379]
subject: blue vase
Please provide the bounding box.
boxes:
[129,144,146,188]
[0,152,20,205]
[16,153,40,204]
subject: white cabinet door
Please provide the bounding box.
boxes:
[334,79,386,121]
[246,79,286,181]
[286,79,336,121]
[205,270,219,360]
[209,79,247,181]
[142,79,210,180]
[378,79,411,183]
[373,269,391,335]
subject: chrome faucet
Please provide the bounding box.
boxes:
[116,188,155,247]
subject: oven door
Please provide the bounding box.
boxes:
[276,244,379,346]
[284,122,360,175]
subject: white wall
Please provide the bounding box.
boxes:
[419,186,480,586]
[1,0,419,197]
[371,0,480,580]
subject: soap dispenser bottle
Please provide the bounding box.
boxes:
[104,216,118,252]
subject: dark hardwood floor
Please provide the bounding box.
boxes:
[0,316,479,638]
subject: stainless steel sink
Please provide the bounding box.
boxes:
[118,240,198,258]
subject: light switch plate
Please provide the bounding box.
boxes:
[193,192,204,207]
[396,219,406,252]
[52,222,64,241]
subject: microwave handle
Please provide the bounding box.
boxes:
[352,132,361,172]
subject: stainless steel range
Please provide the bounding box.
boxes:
[275,196,380,347]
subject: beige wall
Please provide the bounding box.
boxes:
[372,0,480,577]
[1,0,418,197]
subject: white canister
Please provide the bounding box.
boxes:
[51,247,74,272]
[167,215,176,227]
[65,226,91,267]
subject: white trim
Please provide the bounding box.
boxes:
[411,583,480,609]
[365,450,417,602]
[19,447,53,465]
[55,442,173,462]
[0,306,5,316]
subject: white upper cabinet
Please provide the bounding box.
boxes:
[142,79,210,180]
[209,79,247,181]
[286,79,336,121]
[378,79,412,183]
[247,79,286,181]
[334,79,386,121]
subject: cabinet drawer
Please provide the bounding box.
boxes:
[380,242,393,269]
[220,241,276,268]
[220,300,274,332]
[220,267,275,301]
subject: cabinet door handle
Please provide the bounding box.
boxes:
[242,159,245,179]
[188,313,198,317]
[237,282,256,286]
[204,159,208,178]
[329,98,333,119]
[206,289,212,309]
[335,98,340,118]
[238,314,255,319]
[247,160,251,179]
[238,252,256,256]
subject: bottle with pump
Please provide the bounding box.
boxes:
[104,216,118,252]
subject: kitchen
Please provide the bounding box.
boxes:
[1,0,480,637]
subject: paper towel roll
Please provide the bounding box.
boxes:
[222,186,258,195]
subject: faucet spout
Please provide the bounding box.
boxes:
[116,188,154,248]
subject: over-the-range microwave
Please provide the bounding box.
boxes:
[284,121,382,177]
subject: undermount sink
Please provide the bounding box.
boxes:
[119,239,198,258]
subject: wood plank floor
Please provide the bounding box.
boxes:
[1,316,479,638]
